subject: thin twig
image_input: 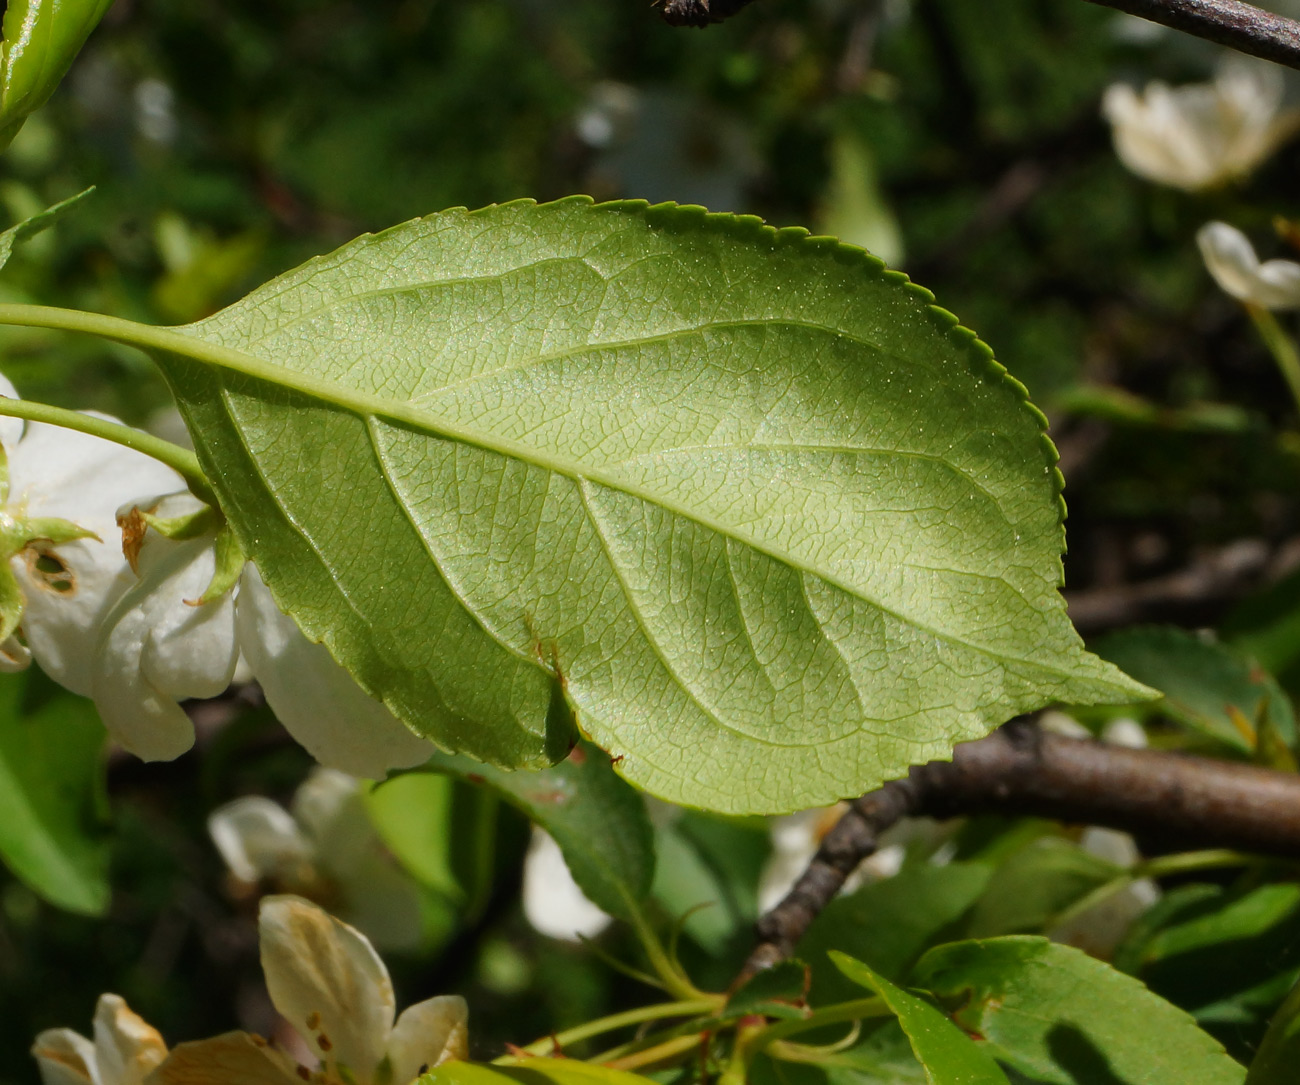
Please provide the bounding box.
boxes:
[656,0,1300,72]
[738,720,1300,982]
[1080,0,1300,70]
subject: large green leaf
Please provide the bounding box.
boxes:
[0,670,109,914]
[913,936,1246,1085]
[97,198,1141,812]
[422,740,654,920]
[831,951,1011,1084]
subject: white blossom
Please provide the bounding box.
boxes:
[0,376,184,683]
[149,896,467,1085]
[1197,221,1300,310]
[209,768,426,951]
[0,376,435,777]
[521,828,612,941]
[1102,63,1298,191]
[31,994,167,1085]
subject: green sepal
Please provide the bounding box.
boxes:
[194,523,246,605]
[136,503,221,543]
[0,562,21,644]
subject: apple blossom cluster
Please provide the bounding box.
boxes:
[0,375,439,777]
[31,896,468,1085]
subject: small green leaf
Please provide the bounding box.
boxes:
[0,669,109,914]
[0,2,113,146]
[1246,975,1300,1084]
[727,959,809,1020]
[0,186,93,269]
[1094,626,1295,751]
[423,1061,658,1085]
[801,861,994,1005]
[913,936,1246,1085]
[424,740,654,921]
[135,198,1147,813]
[830,951,1011,1085]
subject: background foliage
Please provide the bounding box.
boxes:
[6,0,1300,1081]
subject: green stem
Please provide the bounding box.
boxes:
[496,998,719,1061]
[0,396,215,505]
[1137,848,1251,879]
[750,997,891,1050]
[602,1033,702,1073]
[1248,306,1300,418]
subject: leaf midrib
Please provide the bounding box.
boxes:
[19,308,1075,678]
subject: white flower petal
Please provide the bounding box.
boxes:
[522,828,611,941]
[236,566,433,778]
[10,417,183,531]
[1198,221,1300,309]
[11,429,185,697]
[31,1028,95,1085]
[258,895,395,1080]
[146,1032,300,1085]
[91,994,167,1085]
[290,768,360,845]
[288,769,426,951]
[208,797,313,884]
[1102,717,1148,749]
[1103,64,1297,191]
[0,632,31,672]
[90,535,238,761]
[385,996,468,1083]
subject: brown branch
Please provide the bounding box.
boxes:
[739,720,1300,982]
[657,0,1300,72]
[1080,0,1300,69]
[1064,538,1285,635]
[658,0,758,28]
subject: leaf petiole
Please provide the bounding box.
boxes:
[496,997,720,1061]
[0,395,216,506]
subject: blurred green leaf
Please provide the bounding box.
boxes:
[0,670,108,914]
[801,862,994,1005]
[0,186,92,273]
[967,836,1123,938]
[831,951,1011,1084]
[424,741,654,921]
[914,937,1247,1085]
[1128,883,1300,1021]
[1246,975,1300,1084]
[366,771,500,918]
[1094,626,1295,751]
[651,810,769,956]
